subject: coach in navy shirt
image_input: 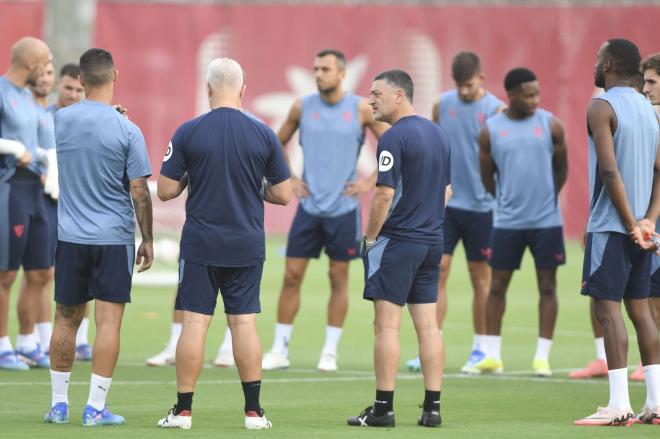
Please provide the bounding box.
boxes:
[157,58,291,431]
[347,70,450,428]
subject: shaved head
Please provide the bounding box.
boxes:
[10,37,51,84]
[207,58,244,94]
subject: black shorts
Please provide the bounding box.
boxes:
[55,241,134,305]
[175,260,263,316]
[582,232,651,302]
[363,237,443,306]
[285,205,360,261]
[443,207,493,262]
[489,227,566,271]
[0,175,52,271]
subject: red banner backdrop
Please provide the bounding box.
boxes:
[94,3,660,236]
[0,1,44,72]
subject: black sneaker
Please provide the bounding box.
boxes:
[418,408,441,427]
[347,406,395,427]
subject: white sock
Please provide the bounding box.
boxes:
[485,335,501,361]
[472,334,487,352]
[0,336,12,352]
[608,367,631,410]
[76,318,89,347]
[87,373,112,411]
[595,337,607,361]
[36,323,53,351]
[165,323,182,353]
[219,327,232,353]
[533,337,553,362]
[16,333,38,352]
[50,370,71,407]
[321,325,343,356]
[271,323,293,356]
[643,364,660,409]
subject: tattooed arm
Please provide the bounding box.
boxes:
[130,176,154,272]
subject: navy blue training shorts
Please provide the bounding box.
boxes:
[175,259,263,315]
[582,232,651,302]
[363,237,443,306]
[443,206,492,262]
[55,240,135,305]
[489,227,566,271]
[286,205,360,261]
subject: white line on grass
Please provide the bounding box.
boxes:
[0,370,644,387]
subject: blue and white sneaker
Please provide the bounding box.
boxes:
[406,357,421,372]
[0,350,29,371]
[460,349,486,375]
[16,347,50,368]
[44,402,69,424]
[82,405,125,427]
[75,344,92,361]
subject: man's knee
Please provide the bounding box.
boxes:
[283,264,306,291]
[55,303,85,327]
[24,269,51,286]
[0,271,17,290]
[328,262,348,292]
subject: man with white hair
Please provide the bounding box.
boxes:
[0,37,52,371]
[157,58,291,430]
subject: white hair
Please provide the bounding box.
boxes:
[206,58,244,92]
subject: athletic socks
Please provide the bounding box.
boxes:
[272,323,292,356]
[595,337,607,361]
[50,370,71,407]
[374,390,394,416]
[0,336,12,352]
[321,325,342,356]
[76,318,90,347]
[175,392,193,415]
[16,333,38,352]
[472,334,486,352]
[643,364,660,409]
[87,373,112,411]
[533,337,553,362]
[219,327,233,353]
[423,390,441,412]
[485,335,502,361]
[36,322,53,351]
[242,381,262,413]
[608,368,631,410]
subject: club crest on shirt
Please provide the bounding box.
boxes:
[378,151,394,172]
[163,141,173,162]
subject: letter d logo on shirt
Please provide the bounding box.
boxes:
[163,141,173,162]
[378,151,394,172]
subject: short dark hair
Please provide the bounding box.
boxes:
[641,53,660,76]
[604,38,641,78]
[79,48,115,87]
[316,49,346,69]
[504,67,537,91]
[374,69,414,102]
[452,51,481,83]
[59,63,80,80]
[632,71,645,93]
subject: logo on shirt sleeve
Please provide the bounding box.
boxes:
[378,151,394,172]
[163,141,173,162]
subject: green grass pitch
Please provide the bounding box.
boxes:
[1,237,657,438]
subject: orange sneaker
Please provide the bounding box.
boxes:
[575,406,634,426]
[630,362,644,382]
[569,359,608,379]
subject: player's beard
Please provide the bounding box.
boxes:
[594,65,606,89]
[318,83,339,96]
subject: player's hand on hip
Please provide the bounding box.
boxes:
[136,241,154,272]
[292,177,309,198]
[17,150,32,167]
[343,179,372,197]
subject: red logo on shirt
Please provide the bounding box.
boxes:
[448,108,458,118]
[13,225,25,238]
[499,130,509,138]
[533,126,544,138]
[477,112,486,124]
[311,112,320,121]
[10,99,18,108]
[343,111,352,122]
